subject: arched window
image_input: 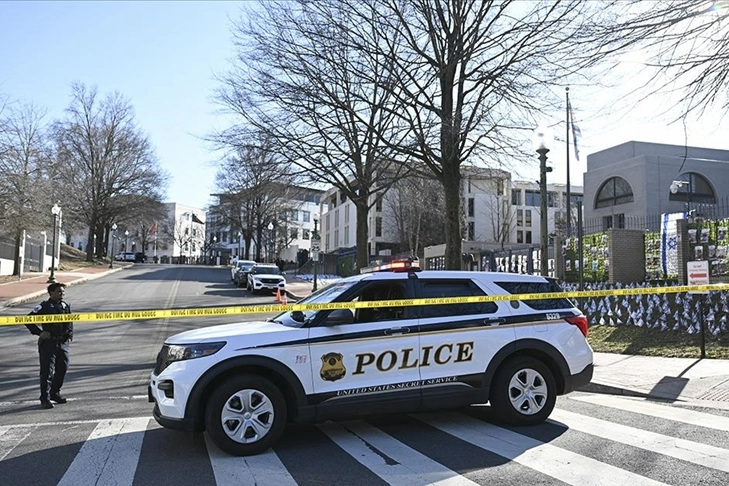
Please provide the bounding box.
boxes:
[595,177,634,208]
[669,172,716,204]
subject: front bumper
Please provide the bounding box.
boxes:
[252,281,285,292]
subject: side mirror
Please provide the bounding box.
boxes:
[325,309,354,326]
[291,310,305,323]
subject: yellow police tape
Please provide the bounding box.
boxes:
[3,283,728,326]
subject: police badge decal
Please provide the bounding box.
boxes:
[320,352,346,381]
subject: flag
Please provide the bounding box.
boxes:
[191,213,204,225]
[568,100,581,161]
[148,222,158,235]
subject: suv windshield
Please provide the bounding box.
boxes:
[252,266,280,275]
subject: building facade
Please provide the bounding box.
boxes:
[583,141,729,232]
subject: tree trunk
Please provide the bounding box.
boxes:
[355,201,370,272]
[442,163,462,270]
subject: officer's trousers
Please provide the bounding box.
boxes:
[38,340,70,401]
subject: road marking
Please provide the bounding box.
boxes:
[57,417,148,486]
[415,413,668,486]
[571,394,729,431]
[318,420,479,486]
[204,434,298,486]
[0,426,34,461]
[549,408,729,472]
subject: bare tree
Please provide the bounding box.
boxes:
[213,140,301,261]
[383,173,446,256]
[346,0,619,269]
[53,83,169,261]
[0,103,55,275]
[592,1,729,118]
[216,0,411,269]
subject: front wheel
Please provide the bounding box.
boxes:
[205,375,287,456]
[489,356,556,426]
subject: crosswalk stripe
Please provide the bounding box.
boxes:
[204,434,298,486]
[318,421,480,486]
[0,426,34,461]
[549,408,729,472]
[415,413,668,486]
[571,394,729,431]
[57,418,148,486]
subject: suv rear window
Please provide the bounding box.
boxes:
[494,280,573,310]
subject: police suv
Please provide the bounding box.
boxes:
[149,259,593,456]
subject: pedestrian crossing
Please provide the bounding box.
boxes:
[1,394,728,486]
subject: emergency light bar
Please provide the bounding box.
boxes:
[360,258,420,274]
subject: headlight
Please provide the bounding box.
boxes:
[155,342,226,374]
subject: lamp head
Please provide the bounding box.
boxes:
[51,203,61,216]
[533,124,552,152]
[112,223,117,230]
[669,182,679,194]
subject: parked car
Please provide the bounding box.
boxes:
[114,252,136,262]
[230,259,255,282]
[149,258,592,456]
[233,260,257,287]
[246,264,285,293]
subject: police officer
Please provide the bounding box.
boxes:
[25,282,73,409]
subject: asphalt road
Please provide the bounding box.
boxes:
[1,265,728,485]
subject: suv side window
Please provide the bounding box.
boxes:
[419,280,497,318]
[353,282,408,323]
[494,280,573,310]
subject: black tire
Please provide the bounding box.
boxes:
[489,356,556,426]
[205,375,287,456]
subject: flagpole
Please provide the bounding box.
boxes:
[565,87,572,240]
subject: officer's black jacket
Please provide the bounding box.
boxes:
[25,299,73,341]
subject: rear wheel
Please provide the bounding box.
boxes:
[489,356,556,425]
[205,375,287,456]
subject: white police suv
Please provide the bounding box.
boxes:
[149,259,593,456]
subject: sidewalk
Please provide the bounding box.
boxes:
[2,269,728,410]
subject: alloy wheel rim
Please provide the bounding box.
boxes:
[220,389,275,444]
[507,368,548,415]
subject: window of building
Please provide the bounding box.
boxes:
[467,198,474,217]
[548,191,559,208]
[291,210,299,221]
[340,192,347,203]
[512,190,522,205]
[334,210,339,227]
[335,229,340,246]
[303,229,310,240]
[303,211,311,222]
[669,172,716,204]
[467,222,474,240]
[525,190,540,206]
[516,209,523,226]
[595,177,634,208]
[375,217,382,237]
[290,228,298,240]
[517,230,523,243]
[602,214,625,230]
[344,226,349,246]
[526,231,532,244]
[375,198,382,212]
[496,178,504,196]
[344,206,350,223]
[525,209,532,227]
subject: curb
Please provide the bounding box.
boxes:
[0,266,125,309]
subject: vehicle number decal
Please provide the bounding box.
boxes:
[545,313,560,320]
[295,355,308,364]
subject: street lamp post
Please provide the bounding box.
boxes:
[312,215,320,292]
[267,222,274,263]
[212,236,217,265]
[124,230,130,253]
[47,203,61,283]
[109,223,117,268]
[237,231,242,261]
[535,126,552,277]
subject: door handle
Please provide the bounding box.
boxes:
[484,318,505,326]
[384,327,410,335]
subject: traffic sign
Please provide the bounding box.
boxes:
[687,260,709,294]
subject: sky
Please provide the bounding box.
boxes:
[1,1,727,210]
